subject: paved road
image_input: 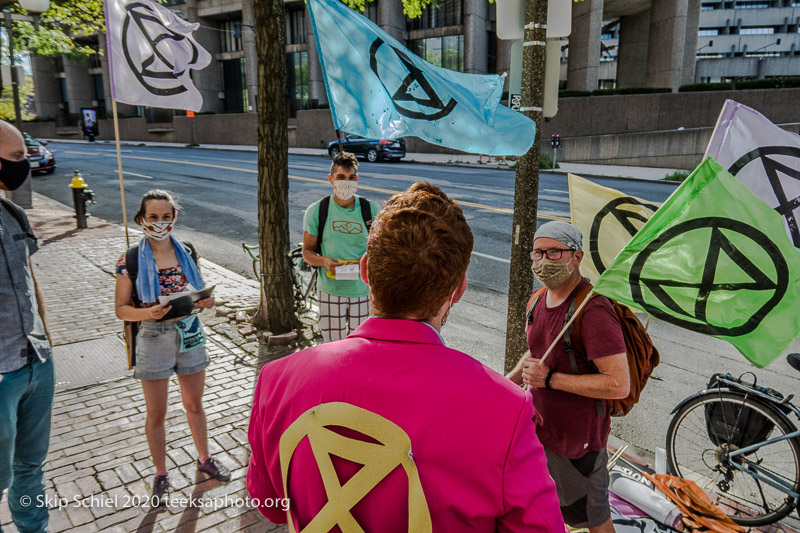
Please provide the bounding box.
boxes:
[32,142,800,465]
[31,142,676,289]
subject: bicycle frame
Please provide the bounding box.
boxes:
[712,376,800,502]
[727,428,800,501]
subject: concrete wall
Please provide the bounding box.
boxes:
[541,87,800,138]
[558,122,800,169]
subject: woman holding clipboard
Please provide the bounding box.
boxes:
[115,189,230,506]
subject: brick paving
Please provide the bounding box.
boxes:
[1,194,289,533]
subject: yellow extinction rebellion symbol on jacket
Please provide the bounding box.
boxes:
[279,402,431,533]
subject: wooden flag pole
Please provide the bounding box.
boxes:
[335,129,343,152]
[111,99,130,248]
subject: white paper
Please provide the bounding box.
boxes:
[335,264,360,280]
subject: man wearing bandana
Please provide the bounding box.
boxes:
[507,221,629,533]
[0,121,54,533]
[302,151,381,342]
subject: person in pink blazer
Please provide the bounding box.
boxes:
[247,183,565,532]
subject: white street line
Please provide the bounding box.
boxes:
[471,251,510,263]
[120,171,154,179]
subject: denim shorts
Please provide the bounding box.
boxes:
[134,320,209,380]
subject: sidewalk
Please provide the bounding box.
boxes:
[0,194,288,533]
[43,138,679,182]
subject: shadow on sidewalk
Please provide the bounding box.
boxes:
[135,470,221,533]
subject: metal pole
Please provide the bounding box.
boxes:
[552,147,556,170]
[504,0,548,373]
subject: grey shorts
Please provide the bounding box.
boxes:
[544,447,611,529]
[134,320,209,381]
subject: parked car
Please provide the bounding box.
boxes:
[328,134,406,162]
[23,133,56,174]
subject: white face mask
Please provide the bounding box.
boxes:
[333,180,358,201]
[143,220,174,241]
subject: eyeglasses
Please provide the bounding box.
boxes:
[530,248,575,261]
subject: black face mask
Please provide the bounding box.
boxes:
[0,156,30,191]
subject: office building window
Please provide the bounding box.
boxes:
[363,2,378,23]
[487,31,496,74]
[286,51,309,117]
[222,58,247,112]
[699,29,719,36]
[740,27,775,34]
[93,74,106,117]
[286,6,306,45]
[406,0,462,30]
[734,2,769,7]
[220,20,243,52]
[408,35,463,71]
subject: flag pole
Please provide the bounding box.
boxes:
[335,129,343,152]
[111,98,130,247]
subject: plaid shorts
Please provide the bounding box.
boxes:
[317,291,371,343]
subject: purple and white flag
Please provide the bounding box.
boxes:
[705,99,800,247]
[104,0,211,111]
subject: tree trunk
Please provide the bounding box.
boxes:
[252,0,301,334]
[504,0,547,373]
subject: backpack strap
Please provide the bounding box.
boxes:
[561,283,606,418]
[0,197,35,239]
[526,287,547,325]
[357,195,373,232]
[182,240,199,266]
[125,245,140,307]
[315,195,331,254]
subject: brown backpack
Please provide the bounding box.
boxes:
[526,283,660,417]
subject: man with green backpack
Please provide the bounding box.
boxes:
[302,151,381,342]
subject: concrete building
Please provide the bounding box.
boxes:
[695,0,800,82]
[32,0,705,126]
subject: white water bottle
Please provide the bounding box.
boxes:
[609,472,682,528]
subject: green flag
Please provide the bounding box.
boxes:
[594,157,800,368]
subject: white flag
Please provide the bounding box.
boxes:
[104,0,211,112]
[705,99,800,247]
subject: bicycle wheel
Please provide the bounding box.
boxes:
[666,391,800,526]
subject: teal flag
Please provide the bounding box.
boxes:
[306,0,536,156]
[594,157,800,368]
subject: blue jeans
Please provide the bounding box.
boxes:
[0,354,54,533]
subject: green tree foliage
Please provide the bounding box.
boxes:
[14,0,105,58]
[0,74,34,121]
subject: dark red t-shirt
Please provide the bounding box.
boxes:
[526,279,626,459]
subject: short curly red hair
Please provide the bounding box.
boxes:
[366,182,473,321]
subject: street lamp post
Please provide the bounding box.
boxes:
[4,0,49,208]
[696,40,714,54]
